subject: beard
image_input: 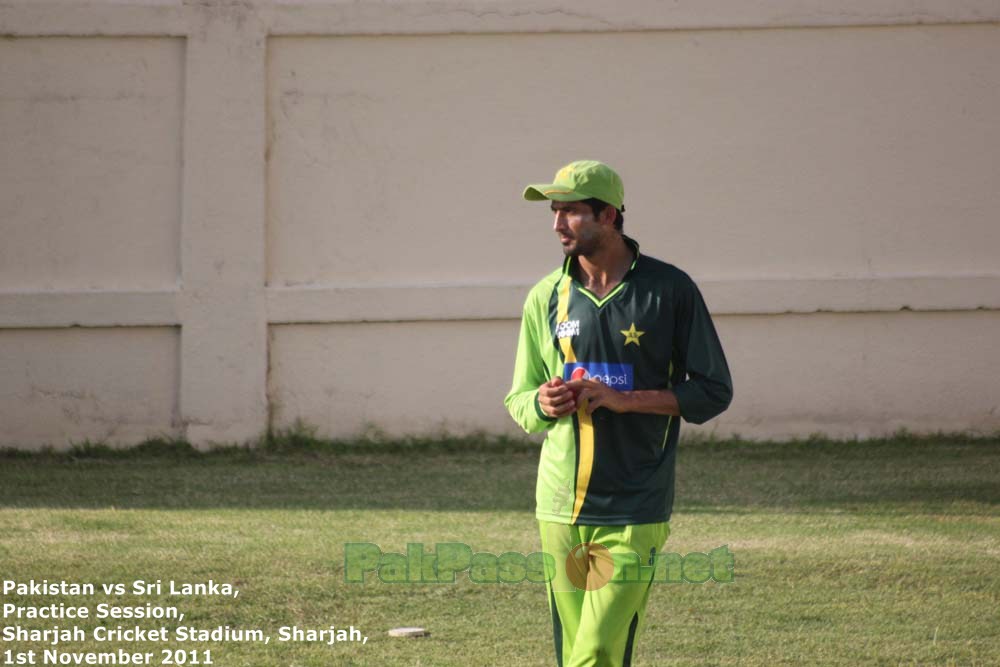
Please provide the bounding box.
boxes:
[560,229,603,258]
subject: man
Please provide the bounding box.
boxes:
[504,160,733,666]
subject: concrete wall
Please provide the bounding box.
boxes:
[1,1,998,449]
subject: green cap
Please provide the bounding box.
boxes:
[523,160,625,211]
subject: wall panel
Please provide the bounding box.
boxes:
[0,327,181,448]
[0,37,184,291]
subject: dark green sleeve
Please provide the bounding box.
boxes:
[671,276,733,425]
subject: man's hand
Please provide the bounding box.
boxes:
[537,377,577,418]
[566,379,682,417]
[566,377,628,415]
[541,377,682,418]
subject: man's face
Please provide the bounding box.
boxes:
[551,201,603,257]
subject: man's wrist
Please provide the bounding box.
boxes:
[614,389,680,416]
[534,393,557,422]
[609,391,634,414]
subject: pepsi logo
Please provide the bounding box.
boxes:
[563,363,634,390]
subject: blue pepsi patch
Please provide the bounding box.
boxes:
[563,362,634,391]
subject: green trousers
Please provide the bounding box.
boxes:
[538,520,671,667]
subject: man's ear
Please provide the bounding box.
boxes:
[599,204,617,227]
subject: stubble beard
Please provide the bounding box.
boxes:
[561,229,602,258]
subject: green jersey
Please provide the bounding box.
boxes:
[504,236,733,525]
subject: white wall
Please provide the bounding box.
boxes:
[2,1,998,449]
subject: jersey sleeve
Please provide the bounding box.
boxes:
[671,275,734,425]
[504,289,558,434]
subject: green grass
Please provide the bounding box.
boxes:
[1,432,998,666]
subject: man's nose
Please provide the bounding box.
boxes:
[553,211,567,230]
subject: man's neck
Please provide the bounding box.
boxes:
[574,234,634,299]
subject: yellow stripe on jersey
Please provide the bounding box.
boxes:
[555,273,595,524]
[556,275,576,364]
[572,413,595,523]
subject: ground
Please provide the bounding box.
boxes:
[0,433,997,666]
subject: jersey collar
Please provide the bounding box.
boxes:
[561,234,641,278]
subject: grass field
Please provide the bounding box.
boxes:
[1,432,998,666]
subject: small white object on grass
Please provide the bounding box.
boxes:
[388,627,430,638]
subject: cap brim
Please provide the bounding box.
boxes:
[522,184,589,202]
